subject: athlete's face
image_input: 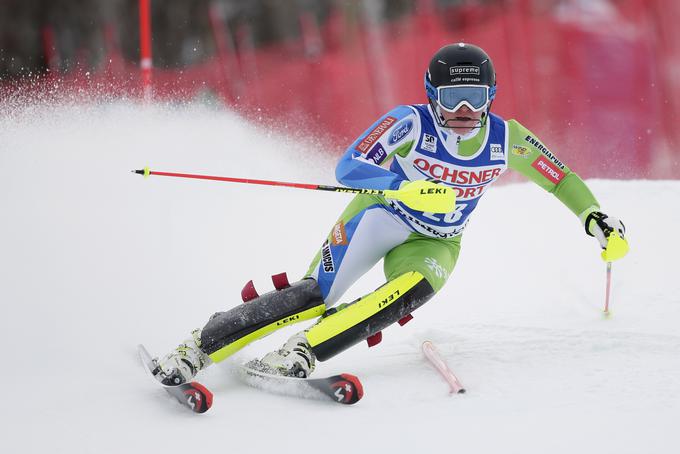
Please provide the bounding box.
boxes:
[439,104,484,135]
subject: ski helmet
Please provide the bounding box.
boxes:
[424,42,496,128]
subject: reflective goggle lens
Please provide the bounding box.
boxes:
[438,86,488,112]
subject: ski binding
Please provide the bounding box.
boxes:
[237,363,363,405]
[138,344,213,414]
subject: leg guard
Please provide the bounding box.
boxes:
[201,278,326,363]
[306,271,434,361]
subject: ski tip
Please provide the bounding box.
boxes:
[186,381,213,413]
[337,373,364,405]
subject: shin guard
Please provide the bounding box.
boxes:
[201,278,326,362]
[306,271,434,361]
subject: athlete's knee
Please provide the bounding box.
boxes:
[200,276,326,363]
[306,271,435,361]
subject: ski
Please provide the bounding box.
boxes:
[137,344,213,414]
[237,364,363,405]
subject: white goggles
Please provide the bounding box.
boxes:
[435,85,492,112]
[425,73,496,113]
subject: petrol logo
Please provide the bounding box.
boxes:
[531,156,564,184]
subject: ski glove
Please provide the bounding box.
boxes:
[585,211,626,249]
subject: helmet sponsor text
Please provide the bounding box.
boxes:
[450,66,480,75]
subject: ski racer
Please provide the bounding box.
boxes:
[151,42,628,386]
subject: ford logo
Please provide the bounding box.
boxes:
[388,120,413,145]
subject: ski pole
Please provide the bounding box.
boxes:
[604,262,612,316]
[599,231,629,317]
[132,167,455,213]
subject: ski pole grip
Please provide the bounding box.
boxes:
[601,231,629,262]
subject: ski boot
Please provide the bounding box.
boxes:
[247,331,316,378]
[153,329,212,386]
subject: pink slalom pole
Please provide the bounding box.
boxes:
[422,341,466,394]
[139,0,153,102]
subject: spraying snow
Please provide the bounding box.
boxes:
[1,102,678,454]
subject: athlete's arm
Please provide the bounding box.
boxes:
[336,106,418,191]
[506,119,600,223]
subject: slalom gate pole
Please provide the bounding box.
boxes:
[139,0,153,102]
[422,341,465,394]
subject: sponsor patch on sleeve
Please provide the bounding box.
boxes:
[331,221,348,246]
[512,145,531,158]
[321,239,335,273]
[531,156,565,184]
[356,116,397,153]
[365,143,387,165]
[388,119,413,145]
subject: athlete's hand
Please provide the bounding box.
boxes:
[384,180,455,213]
[585,211,629,261]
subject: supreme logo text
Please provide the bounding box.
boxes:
[450,66,480,75]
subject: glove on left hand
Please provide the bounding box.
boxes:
[585,211,626,249]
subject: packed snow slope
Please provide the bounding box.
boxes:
[1,103,679,454]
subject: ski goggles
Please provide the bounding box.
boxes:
[425,75,496,113]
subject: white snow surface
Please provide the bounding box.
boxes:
[1,103,679,453]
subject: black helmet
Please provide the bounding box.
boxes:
[424,43,496,127]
